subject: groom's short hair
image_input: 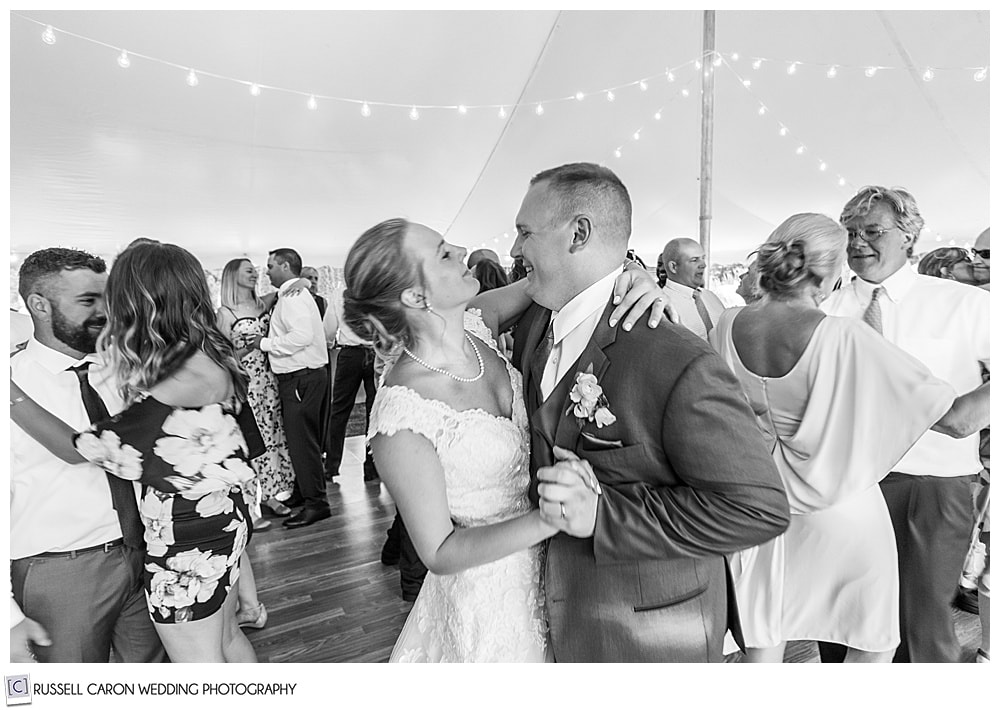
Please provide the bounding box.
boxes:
[530,163,632,245]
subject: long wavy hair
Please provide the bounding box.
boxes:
[219,258,263,311]
[98,242,247,405]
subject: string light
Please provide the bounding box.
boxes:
[41,25,55,44]
[827,65,838,78]
[249,83,261,97]
[654,111,662,120]
[787,61,799,75]
[795,145,805,155]
[361,101,371,117]
[779,126,788,137]
[694,60,702,70]
[186,69,199,87]
[666,71,676,82]
[638,80,648,91]
[497,106,507,119]
[575,91,585,101]
[742,80,752,87]
[730,52,739,61]
[865,66,878,78]
[457,104,467,114]
[713,54,723,67]
[838,177,847,186]
[614,148,622,158]
[819,161,828,171]
[535,104,544,116]
[974,67,988,81]
[116,50,130,69]
[307,95,318,110]
[922,68,935,82]
[409,106,419,120]
[681,88,690,97]
[758,105,767,116]
[752,59,763,70]
[633,131,640,140]
[606,90,615,102]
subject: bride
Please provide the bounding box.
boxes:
[341,218,664,662]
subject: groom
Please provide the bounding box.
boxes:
[510,163,790,662]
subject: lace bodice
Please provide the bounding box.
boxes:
[367,310,531,528]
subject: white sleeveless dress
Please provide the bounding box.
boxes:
[368,310,548,662]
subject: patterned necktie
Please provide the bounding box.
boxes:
[529,321,555,399]
[69,364,144,549]
[862,287,883,335]
[693,289,714,335]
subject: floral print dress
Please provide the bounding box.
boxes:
[74,395,254,624]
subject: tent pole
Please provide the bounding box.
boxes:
[699,10,716,270]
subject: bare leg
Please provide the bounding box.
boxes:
[155,603,227,662]
[744,642,787,663]
[844,647,894,663]
[237,552,260,612]
[221,585,257,663]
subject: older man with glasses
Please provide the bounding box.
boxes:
[818,186,990,663]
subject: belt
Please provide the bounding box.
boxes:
[32,538,125,559]
[275,367,325,382]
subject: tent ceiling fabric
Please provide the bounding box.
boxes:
[10,10,990,269]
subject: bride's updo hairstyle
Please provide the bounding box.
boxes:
[342,218,421,357]
[756,213,847,300]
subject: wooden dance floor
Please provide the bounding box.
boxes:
[246,437,985,663]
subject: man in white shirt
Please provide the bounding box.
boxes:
[252,248,331,528]
[10,247,163,663]
[819,186,990,663]
[660,238,726,340]
[322,287,378,482]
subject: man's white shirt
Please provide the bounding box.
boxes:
[540,269,620,400]
[660,279,725,341]
[822,265,990,478]
[261,279,328,373]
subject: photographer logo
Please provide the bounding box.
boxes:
[5,676,31,706]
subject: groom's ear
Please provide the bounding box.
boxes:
[400,288,426,310]
[568,215,593,254]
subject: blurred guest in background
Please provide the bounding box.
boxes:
[660,237,725,340]
[917,247,979,285]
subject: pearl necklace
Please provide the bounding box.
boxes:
[403,332,484,383]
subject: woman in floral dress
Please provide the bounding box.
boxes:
[14,243,259,662]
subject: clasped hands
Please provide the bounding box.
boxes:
[538,446,601,538]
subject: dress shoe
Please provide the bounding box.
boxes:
[262,499,292,517]
[953,587,979,615]
[363,462,380,482]
[236,602,268,629]
[282,507,332,529]
[280,493,305,509]
[251,517,272,531]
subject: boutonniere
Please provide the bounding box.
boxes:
[566,364,617,428]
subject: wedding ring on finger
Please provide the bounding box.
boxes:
[559,502,567,519]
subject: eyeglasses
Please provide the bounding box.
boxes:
[972,248,991,260]
[846,225,897,243]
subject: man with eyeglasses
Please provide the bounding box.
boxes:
[818,186,990,663]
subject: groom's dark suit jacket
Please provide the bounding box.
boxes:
[513,297,789,662]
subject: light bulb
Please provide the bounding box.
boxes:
[922,68,934,82]
[743,80,752,87]
[638,80,648,91]
[819,162,828,171]
[186,69,199,87]
[694,60,702,70]
[974,68,987,82]
[787,62,798,75]
[779,126,788,137]
[249,83,261,97]
[409,106,420,120]
[606,91,615,102]
[827,65,838,79]
[758,105,767,116]
[614,148,622,158]
[865,66,878,78]
[838,177,846,186]
[796,145,805,155]
[361,102,371,117]
[654,111,662,120]
[535,104,544,116]
[713,54,723,67]
[493,238,499,244]
[633,132,640,141]
[666,71,675,82]
[117,50,130,69]
[307,95,318,110]
[575,91,585,101]
[752,59,762,70]
[457,104,467,114]
[731,52,739,61]
[681,89,690,97]
[498,106,507,119]
[42,25,56,44]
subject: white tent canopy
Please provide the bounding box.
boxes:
[10,10,990,271]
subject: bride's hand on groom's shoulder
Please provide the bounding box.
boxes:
[537,448,600,538]
[610,268,679,331]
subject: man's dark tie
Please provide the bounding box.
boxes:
[70,363,144,549]
[529,321,555,399]
[693,289,714,335]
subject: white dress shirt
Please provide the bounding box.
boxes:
[540,269,620,400]
[323,288,369,348]
[660,279,726,340]
[822,265,990,478]
[261,279,329,373]
[10,339,127,560]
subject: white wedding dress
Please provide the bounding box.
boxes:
[368,310,549,662]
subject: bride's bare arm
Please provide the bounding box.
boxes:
[932,381,989,438]
[371,430,556,575]
[10,379,86,464]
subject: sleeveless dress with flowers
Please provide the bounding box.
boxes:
[368,310,548,662]
[74,394,254,623]
[228,310,295,500]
